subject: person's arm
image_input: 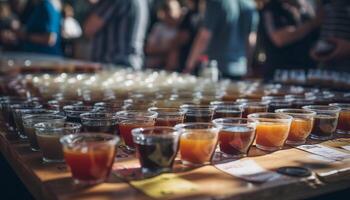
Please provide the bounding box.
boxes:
[19,32,57,46]
[183,0,220,73]
[184,27,212,73]
[83,0,119,38]
[311,37,350,62]
[264,11,320,47]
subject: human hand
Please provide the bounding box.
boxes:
[311,37,350,62]
[0,30,17,44]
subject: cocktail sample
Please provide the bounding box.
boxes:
[80,112,118,135]
[329,103,350,135]
[275,109,315,145]
[248,113,292,151]
[148,107,185,127]
[60,133,119,185]
[180,104,214,123]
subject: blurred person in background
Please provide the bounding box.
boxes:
[84,0,149,70]
[166,0,204,72]
[311,0,350,72]
[145,0,182,69]
[184,0,259,79]
[259,0,321,80]
[15,0,63,56]
[0,0,20,51]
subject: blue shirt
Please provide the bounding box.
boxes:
[23,0,62,56]
[203,0,258,77]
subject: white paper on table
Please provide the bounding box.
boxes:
[215,159,282,183]
[341,145,350,151]
[297,144,350,161]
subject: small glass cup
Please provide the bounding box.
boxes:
[242,102,269,118]
[267,99,293,112]
[211,104,243,119]
[329,103,350,135]
[35,122,81,163]
[60,133,119,185]
[47,100,83,112]
[94,100,125,112]
[213,118,256,158]
[148,107,185,127]
[275,109,316,145]
[180,104,214,123]
[10,103,42,137]
[23,114,67,151]
[248,113,292,151]
[116,111,157,150]
[132,127,180,174]
[302,105,341,140]
[80,112,118,135]
[63,105,94,123]
[174,123,219,166]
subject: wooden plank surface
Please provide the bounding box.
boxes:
[1,126,350,200]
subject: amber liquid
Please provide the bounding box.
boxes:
[287,118,313,144]
[155,117,183,127]
[255,123,290,151]
[213,110,242,119]
[37,134,64,162]
[83,124,117,135]
[337,111,350,133]
[63,145,116,183]
[24,126,39,151]
[311,115,338,140]
[180,131,217,165]
[218,126,255,156]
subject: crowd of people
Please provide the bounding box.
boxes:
[0,0,349,79]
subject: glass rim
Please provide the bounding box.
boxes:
[180,104,214,110]
[60,133,119,147]
[329,103,350,110]
[23,114,67,121]
[247,112,293,122]
[131,127,180,138]
[209,101,242,106]
[302,105,341,113]
[275,109,316,117]
[174,122,215,130]
[19,109,59,115]
[80,112,117,121]
[116,110,158,119]
[63,105,94,113]
[212,118,258,125]
[148,107,186,116]
[34,122,81,131]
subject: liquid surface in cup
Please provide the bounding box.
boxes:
[37,134,64,161]
[311,115,338,139]
[288,118,313,142]
[118,122,154,148]
[213,110,242,119]
[242,107,267,118]
[256,123,290,149]
[155,117,183,127]
[218,126,255,156]
[135,137,178,172]
[63,145,116,182]
[180,131,217,165]
[337,111,350,132]
[83,124,117,135]
[184,114,212,123]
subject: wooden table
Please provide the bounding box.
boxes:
[1,126,350,200]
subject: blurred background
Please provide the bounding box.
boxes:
[0,0,349,81]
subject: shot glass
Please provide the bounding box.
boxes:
[248,113,292,151]
[23,114,67,151]
[148,107,185,127]
[80,112,118,135]
[213,118,257,158]
[132,127,180,174]
[211,104,243,119]
[329,103,350,135]
[63,105,94,123]
[174,123,219,166]
[35,122,81,163]
[275,109,316,145]
[10,103,42,137]
[302,105,341,140]
[242,102,269,118]
[60,133,119,185]
[94,100,125,112]
[116,111,157,150]
[180,104,214,123]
